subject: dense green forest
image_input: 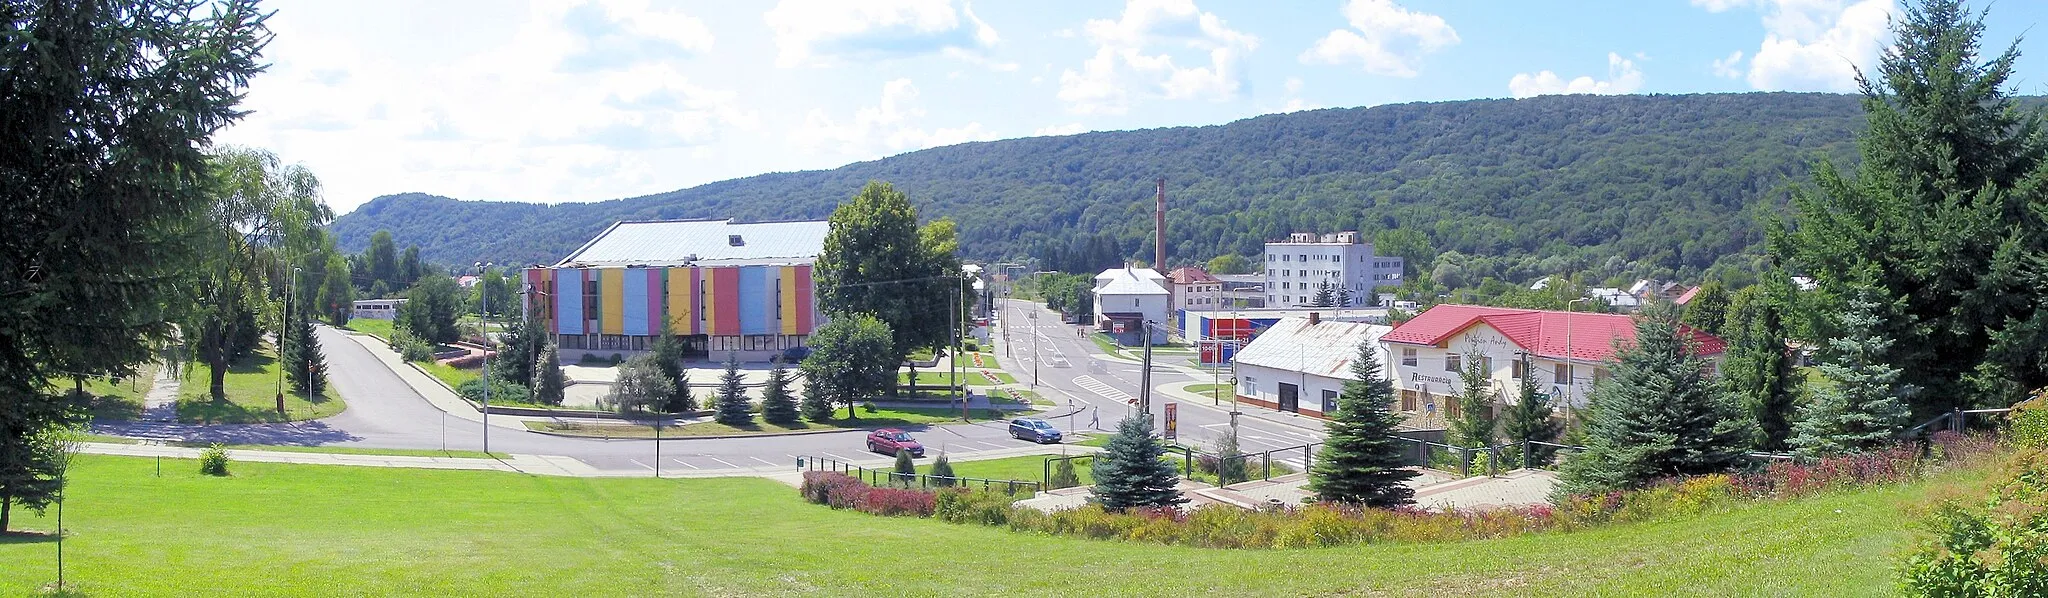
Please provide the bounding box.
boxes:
[331,92,1878,279]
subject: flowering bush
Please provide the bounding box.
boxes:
[859,487,937,517]
[801,472,937,517]
[1901,448,2048,596]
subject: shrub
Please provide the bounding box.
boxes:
[609,353,623,365]
[199,443,231,476]
[457,377,531,405]
[930,454,956,487]
[1048,458,1083,489]
[2007,404,2048,449]
[1901,448,2048,596]
[443,351,495,369]
[391,329,435,362]
[858,487,937,517]
[963,340,979,352]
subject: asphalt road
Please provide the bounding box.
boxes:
[97,301,1325,474]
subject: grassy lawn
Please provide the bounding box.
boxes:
[1088,332,1125,356]
[0,455,1979,595]
[175,350,344,424]
[1183,383,1231,403]
[920,454,1094,485]
[897,370,1012,387]
[416,359,481,390]
[168,444,505,459]
[342,318,393,342]
[526,406,1005,438]
[63,365,156,420]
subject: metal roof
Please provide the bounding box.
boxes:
[1233,317,1391,380]
[1094,267,1169,295]
[553,219,829,267]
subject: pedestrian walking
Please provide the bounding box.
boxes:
[1089,406,1100,430]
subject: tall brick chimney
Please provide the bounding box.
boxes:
[1154,177,1166,276]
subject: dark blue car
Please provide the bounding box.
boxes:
[1008,418,1062,443]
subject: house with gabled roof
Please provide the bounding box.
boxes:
[1378,304,1726,429]
[1231,314,1392,420]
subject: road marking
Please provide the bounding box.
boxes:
[1198,423,1232,429]
[1277,428,1319,439]
[627,459,655,471]
[821,452,858,462]
[1242,435,1290,449]
[708,456,739,469]
[784,454,803,464]
[1073,375,1133,404]
[748,456,778,467]
[671,459,701,470]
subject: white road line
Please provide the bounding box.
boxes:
[627,459,655,471]
[1242,435,1290,449]
[708,456,739,469]
[1198,423,1232,429]
[1277,428,1319,439]
[1073,375,1133,403]
[821,452,859,462]
[748,456,778,467]
[784,454,802,463]
[671,459,701,470]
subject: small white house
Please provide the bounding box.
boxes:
[1231,314,1391,420]
[351,298,406,320]
[1092,266,1171,345]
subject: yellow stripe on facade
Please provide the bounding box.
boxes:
[666,267,692,335]
[601,268,624,335]
[700,267,717,335]
[780,266,798,335]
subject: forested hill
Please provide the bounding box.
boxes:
[330,92,1874,275]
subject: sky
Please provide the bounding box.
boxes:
[214,0,2048,216]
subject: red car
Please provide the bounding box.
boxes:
[866,428,925,457]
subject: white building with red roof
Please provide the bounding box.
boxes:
[1378,304,1726,429]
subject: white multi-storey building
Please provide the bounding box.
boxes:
[1262,231,1404,308]
[1091,266,1171,345]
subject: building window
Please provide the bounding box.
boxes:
[1554,363,1573,385]
[1297,254,1306,262]
[1282,255,1290,262]
[1446,395,1462,418]
[1445,353,1461,373]
[1240,376,1256,396]
[1333,255,1341,263]
[1401,348,1417,367]
[1511,360,1525,379]
[1321,389,1338,413]
[1479,356,1493,375]
[1132,298,1140,307]
[1400,389,1417,411]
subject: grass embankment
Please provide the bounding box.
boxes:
[341,318,393,342]
[525,406,1004,438]
[0,455,1979,595]
[416,359,481,390]
[175,349,344,424]
[897,371,1014,387]
[177,445,506,459]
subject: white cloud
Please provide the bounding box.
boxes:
[1701,0,1896,91]
[1033,123,1089,136]
[763,0,1003,68]
[793,78,997,156]
[552,0,715,72]
[1056,0,1260,115]
[1298,0,1458,77]
[1507,52,1645,98]
[1712,50,1746,78]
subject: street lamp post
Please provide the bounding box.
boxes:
[275,265,300,416]
[1029,309,1039,388]
[1564,297,1587,429]
[477,261,492,455]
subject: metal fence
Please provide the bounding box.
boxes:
[1211,442,1320,484]
[799,455,1041,495]
[1903,407,2013,440]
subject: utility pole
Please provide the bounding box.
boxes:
[1139,320,1154,429]
[477,261,492,455]
[1564,297,1586,430]
[1029,309,1040,388]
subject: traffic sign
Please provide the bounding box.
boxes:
[1164,403,1178,440]
[1112,321,1125,334]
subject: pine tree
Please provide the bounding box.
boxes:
[1049,458,1082,489]
[893,449,917,487]
[1311,283,1336,307]
[1501,355,1564,467]
[1722,278,1801,450]
[1790,296,1915,457]
[650,329,694,412]
[534,344,567,406]
[1448,350,1497,449]
[1309,340,1419,507]
[800,376,836,422]
[1559,305,1756,495]
[1089,416,1186,510]
[758,361,800,425]
[930,453,955,487]
[282,315,328,396]
[713,353,754,426]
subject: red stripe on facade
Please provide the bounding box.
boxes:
[713,267,740,335]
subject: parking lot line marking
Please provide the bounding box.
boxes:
[627,459,655,471]
[671,459,701,469]
[748,456,778,467]
[1242,435,1290,449]
[821,452,858,462]
[707,457,739,469]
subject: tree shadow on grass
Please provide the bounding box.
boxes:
[0,530,58,545]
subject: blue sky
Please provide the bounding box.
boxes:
[215,0,2048,215]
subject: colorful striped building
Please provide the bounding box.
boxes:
[523,219,827,360]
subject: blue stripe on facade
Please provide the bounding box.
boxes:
[622,268,649,335]
[738,266,771,335]
[556,269,583,335]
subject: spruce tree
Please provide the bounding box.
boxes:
[1050,457,1082,489]
[800,376,836,422]
[1309,340,1419,507]
[650,329,694,412]
[759,361,800,425]
[1790,296,1915,457]
[1559,305,1756,495]
[1721,278,1801,450]
[930,453,955,487]
[1448,350,1498,449]
[534,344,567,406]
[1501,355,1563,467]
[283,315,328,396]
[713,353,753,426]
[893,449,917,487]
[1090,416,1186,510]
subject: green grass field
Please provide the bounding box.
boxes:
[66,365,156,420]
[1183,383,1230,403]
[175,350,344,424]
[897,370,1012,387]
[416,359,481,390]
[342,318,393,341]
[920,453,1094,485]
[0,455,1973,596]
[171,444,505,459]
[527,406,1008,438]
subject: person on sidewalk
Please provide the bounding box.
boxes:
[1089,406,1100,430]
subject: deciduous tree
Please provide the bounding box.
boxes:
[534,344,567,406]
[398,273,462,345]
[814,182,970,392]
[800,313,895,420]
[604,354,671,414]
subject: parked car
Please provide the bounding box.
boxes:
[866,428,925,457]
[773,346,811,364]
[1007,418,1062,444]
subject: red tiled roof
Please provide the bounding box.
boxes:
[1166,266,1219,284]
[1381,304,1725,363]
[1673,286,1701,305]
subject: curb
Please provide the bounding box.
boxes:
[522,422,871,441]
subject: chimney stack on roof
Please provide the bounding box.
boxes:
[1154,177,1167,277]
[1308,311,1321,326]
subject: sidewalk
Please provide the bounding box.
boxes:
[335,330,535,432]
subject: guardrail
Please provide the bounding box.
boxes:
[799,455,1041,495]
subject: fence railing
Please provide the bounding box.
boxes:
[1213,442,1321,484]
[799,455,1041,495]
[1903,407,2013,440]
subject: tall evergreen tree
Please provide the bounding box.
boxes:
[1308,341,1419,507]
[648,329,694,413]
[1448,350,1498,448]
[534,344,567,406]
[759,362,800,425]
[282,316,328,396]
[1090,416,1185,511]
[1310,284,1336,308]
[1559,305,1756,495]
[930,453,956,487]
[1790,296,1915,457]
[713,354,754,426]
[1721,278,1801,450]
[495,308,545,390]
[1501,355,1564,466]
[893,449,917,487]
[800,376,836,422]
[1770,0,2048,412]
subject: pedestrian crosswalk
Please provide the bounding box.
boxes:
[1073,375,1134,404]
